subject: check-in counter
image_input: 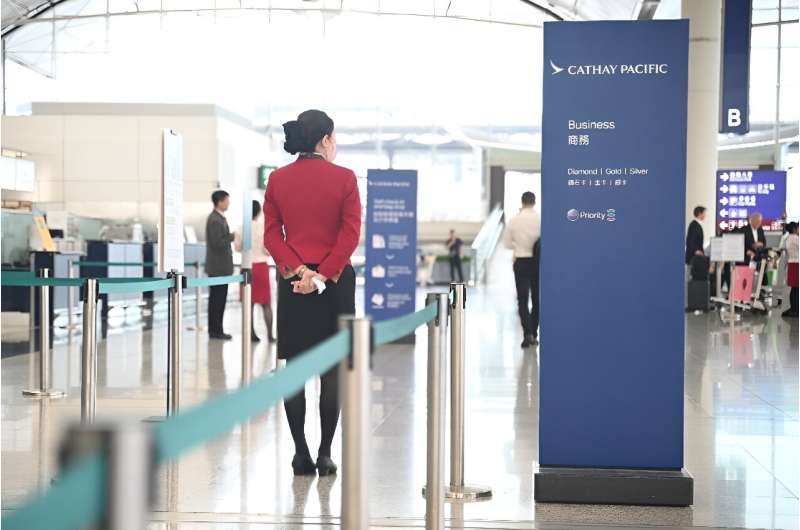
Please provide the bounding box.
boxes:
[20,251,82,331]
[83,240,144,312]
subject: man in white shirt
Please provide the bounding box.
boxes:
[503,191,542,347]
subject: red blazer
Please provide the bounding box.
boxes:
[264,158,361,280]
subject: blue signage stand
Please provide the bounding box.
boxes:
[537,20,693,506]
[365,169,418,341]
[716,170,787,232]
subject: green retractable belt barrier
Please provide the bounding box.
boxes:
[92,276,166,283]
[77,261,203,268]
[1,454,106,530]
[78,261,157,267]
[185,274,244,288]
[1,331,351,530]
[1,302,440,530]
[373,302,438,346]
[97,278,175,295]
[1,271,83,288]
[155,330,351,461]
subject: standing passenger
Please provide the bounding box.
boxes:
[446,229,464,283]
[782,222,798,318]
[264,109,361,476]
[235,200,275,343]
[503,191,541,348]
[742,212,767,264]
[685,206,706,265]
[205,190,234,340]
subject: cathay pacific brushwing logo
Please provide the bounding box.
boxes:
[548,59,669,76]
[550,60,564,75]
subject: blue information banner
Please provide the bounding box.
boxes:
[716,169,787,232]
[720,0,752,134]
[365,169,418,323]
[540,20,689,469]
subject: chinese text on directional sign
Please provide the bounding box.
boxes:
[716,170,786,232]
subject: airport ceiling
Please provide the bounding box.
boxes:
[1,0,651,36]
[3,0,796,151]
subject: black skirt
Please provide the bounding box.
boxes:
[277,265,356,360]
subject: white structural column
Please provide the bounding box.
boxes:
[682,0,722,232]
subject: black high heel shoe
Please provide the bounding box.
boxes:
[316,455,337,476]
[292,454,316,476]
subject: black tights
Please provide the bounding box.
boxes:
[283,365,340,459]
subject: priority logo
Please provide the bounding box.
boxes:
[566,208,618,222]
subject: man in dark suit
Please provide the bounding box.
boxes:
[205,190,234,340]
[685,205,706,265]
[742,212,767,264]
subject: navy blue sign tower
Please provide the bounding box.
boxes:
[537,20,693,506]
[365,169,418,337]
[720,0,752,134]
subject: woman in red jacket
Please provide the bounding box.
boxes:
[264,109,361,476]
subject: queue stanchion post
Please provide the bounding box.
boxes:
[195,261,203,330]
[421,292,449,530]
[28,264,35,332]
[447,282,491,501]
[59,420,155,530]
[168,272,184,415]
[81,278,98,422]
[28,265,36,355]
[23,269,66,399]
[66,258,76,330]
[241,270,253,387]
[339,315,371,530]
[188,261,204,331]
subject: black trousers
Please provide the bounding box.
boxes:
[513,257,539,338]
[279,265,356,459]
[450,256,464,283]
[207,283,228,335]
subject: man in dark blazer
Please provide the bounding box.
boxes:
[205,190,234,339]
[741,212,767,265]
[685,205,706,265]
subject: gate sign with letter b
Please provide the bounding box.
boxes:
[720,0,751,134]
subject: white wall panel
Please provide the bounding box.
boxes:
[1,115,65,202]
[63,115,139,182]
[3,105,267,241]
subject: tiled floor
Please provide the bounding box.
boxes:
[2,249,798,529]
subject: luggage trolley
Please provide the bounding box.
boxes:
[710,234,780,318]
[747,247,781,313]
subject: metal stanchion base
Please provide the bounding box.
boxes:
[720,311,742,323]
[22,389,66,399]
[446,484,492,501]
[421,484,492,501]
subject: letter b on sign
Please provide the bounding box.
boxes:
[728,108,741,127]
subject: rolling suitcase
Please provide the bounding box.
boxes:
[687,279,710,311]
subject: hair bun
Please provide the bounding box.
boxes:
[282,120,303,155]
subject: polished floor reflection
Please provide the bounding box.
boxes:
[1,249,798,529]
